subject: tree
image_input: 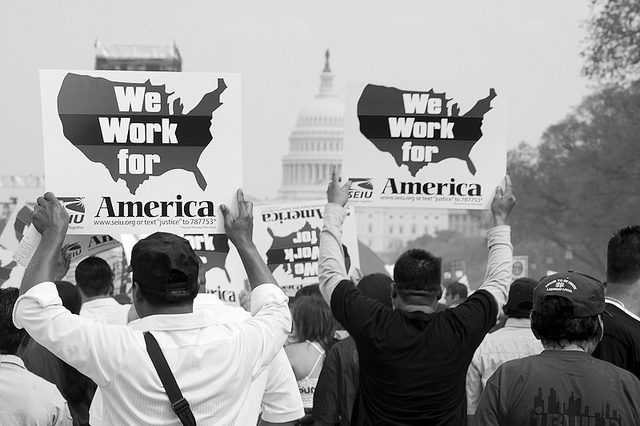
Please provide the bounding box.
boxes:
[583,0,640,83]
[508,81,640,277]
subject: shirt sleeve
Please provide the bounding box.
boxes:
[245,283,293,379]
[475,225,513,318]
[330,280,391,341]
[12,282,133,386]
[259,348,305,423]
[471,368,506,426]
[466,350,484,415]
[319,203,350,305]
[313,344,341,424]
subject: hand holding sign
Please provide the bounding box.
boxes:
[327,168,352,207]
[491,175,516,226]
[220,189,254,249]
[31,193,69,238]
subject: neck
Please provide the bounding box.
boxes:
[543,339,598,354]
[605,282,640,316]
[401,304,436,313]
[83,293,112,303]
[394,296,438,313]
[136,303,193,318]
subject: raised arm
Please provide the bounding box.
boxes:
[318,168,352,305]
[478,175,516,311]
[220,188,277,289]
[20,193,69,295]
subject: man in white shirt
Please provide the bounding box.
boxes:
[194,263,304,426]
[466,277,543,419]
[1,286,72,426]
[75,255,130,325]
[13,189,291,425]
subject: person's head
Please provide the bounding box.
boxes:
[291,295,336,351]
[75,256,114,299]
[130,232,200,315]
[606,225,640,285]
[530,271,606,352]
[503,277,538,318]
[357,273,393,307]
[0,287,27,355]
[54,280,82,314]
[392,248,441,307]
[444,281,468,307]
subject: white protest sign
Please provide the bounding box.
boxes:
[241,200,361,297]
[343,81,507,209]
[40,70,242,235]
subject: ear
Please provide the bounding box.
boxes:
[132,282,143,303]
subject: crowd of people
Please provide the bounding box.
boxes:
[2,173,640,425]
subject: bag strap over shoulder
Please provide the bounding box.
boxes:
[144,331,197,426]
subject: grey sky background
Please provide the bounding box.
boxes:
[0,1,593,199]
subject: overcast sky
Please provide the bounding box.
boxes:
[0,1,594,199]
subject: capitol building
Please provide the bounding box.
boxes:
[276,51,486,257]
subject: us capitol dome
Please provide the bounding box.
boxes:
[278,50,343,200]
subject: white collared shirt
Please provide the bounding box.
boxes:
[466,317,544,415]
[13,282,290,426]
[0,354,72,426]
[80,297,131,325]
[194,293,304,424]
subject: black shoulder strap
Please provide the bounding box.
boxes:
[144,331,197,426]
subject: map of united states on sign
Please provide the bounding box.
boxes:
[357,84,496,177]
[57,73,227,194]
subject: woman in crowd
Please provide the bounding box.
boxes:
[285,293,336,418]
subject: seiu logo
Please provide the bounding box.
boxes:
[58,197,85,224]
[348,178,373,199]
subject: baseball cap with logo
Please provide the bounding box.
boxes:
[130,232,199,293]
[533,271,609,318]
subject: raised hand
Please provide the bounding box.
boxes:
[327,167,352,207]
[491,175,516,226]
[220,188,254,248]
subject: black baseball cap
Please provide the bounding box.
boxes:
[130,232,199,292]
[504,277,538,316]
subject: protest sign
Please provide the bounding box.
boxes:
[343,81,507,209]
[248,200,360,297]
[40,70,242,235]
[512,255,529,280]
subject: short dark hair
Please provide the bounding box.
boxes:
[446,282,468,299]
[0,287,27,355]
[292,295,336,352]
[394,248,441,294]
[530,296,601,348]
[54,281,82,314]
[75,256,114,297]
[607,226,640,284]
[138,269,199,307]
